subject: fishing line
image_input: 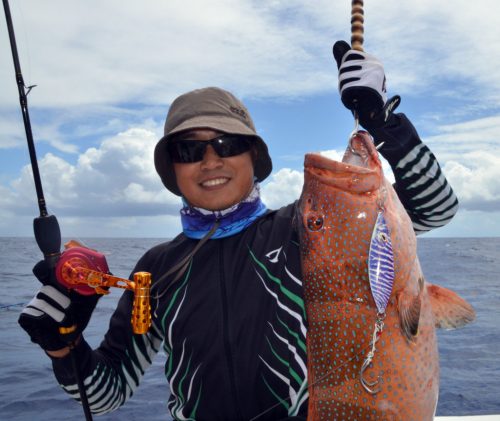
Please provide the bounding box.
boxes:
[0,302,26,310]
[248,340,376,421]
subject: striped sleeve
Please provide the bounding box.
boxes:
[51,290,164,415]
[370,113,459,235]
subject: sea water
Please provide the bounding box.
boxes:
[0,237,499,420]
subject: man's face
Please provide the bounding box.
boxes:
[173,129,255,211]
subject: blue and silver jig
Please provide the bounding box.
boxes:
[368,211,395,314]
[360,211,395,394]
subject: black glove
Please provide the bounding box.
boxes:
[18,260,100,352]
[333,40,400,131]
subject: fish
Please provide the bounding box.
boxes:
[298,131,475,421]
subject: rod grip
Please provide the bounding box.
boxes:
[33,215,61,268]
[131,272,152,334]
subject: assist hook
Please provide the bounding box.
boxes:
[360,314,385,394]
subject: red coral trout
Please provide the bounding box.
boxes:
[298,131,475,421]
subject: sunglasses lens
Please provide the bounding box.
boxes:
[168,135,253,163]
[168,140,206,163]
[212,135,252,158]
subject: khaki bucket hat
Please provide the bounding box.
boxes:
[154,87,272,196]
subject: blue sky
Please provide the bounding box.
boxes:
[1,0,499,238]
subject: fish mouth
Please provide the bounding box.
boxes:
[304,131,382,193]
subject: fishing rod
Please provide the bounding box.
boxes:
[2,1,93,420]
[2,0,61,264]
[351,0,364,51]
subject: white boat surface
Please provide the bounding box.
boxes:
[435,416,500,420]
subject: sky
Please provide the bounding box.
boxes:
[1,0,499,239]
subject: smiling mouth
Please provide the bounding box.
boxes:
[200,177,230,188]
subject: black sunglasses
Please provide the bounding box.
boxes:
[167,134,254,163]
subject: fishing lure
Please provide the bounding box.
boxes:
[368,211,395,314]
[360,209,395,394]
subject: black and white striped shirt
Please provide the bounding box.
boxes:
[51,112,458,419]
[373,112,458,234]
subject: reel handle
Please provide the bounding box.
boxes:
[55,245,152,334]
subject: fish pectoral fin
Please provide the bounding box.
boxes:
[426,283,476,329]
[397,291,421,342]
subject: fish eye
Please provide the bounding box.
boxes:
[307,215,324,231]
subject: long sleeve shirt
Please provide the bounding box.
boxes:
[51,113,458,420]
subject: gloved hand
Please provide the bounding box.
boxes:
[333,40,400,131]
[18,260,100,352]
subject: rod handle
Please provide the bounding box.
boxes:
[33,215,61,268]
[351,0,364,51]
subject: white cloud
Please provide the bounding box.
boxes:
[0,120,498,237]
[425,115,500,158]
[2,0,500,159]
[318,149,344,161]
[261,147,396,210]
[363,1,500,102]
[261,168,303,209]
[444,153,500,212]
[2,0,499,110]
[1,1,500,237]
[420,115,500,213]
[0,127,180,220]
[0,0,334,110]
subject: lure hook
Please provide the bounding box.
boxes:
[350,112,360,137]
[360,316,385,394]
[348,113,361,155]
[360,353,381,394]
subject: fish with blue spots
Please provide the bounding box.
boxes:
[298,130,475,420]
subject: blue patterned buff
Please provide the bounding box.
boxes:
[180,183,268,239]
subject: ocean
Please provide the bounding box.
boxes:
[0,237,499,420]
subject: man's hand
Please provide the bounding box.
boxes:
[333,40,400,131]
[18,260,100,354]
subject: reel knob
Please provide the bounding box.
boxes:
[131,272,152,334]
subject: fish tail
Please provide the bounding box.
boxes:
[426,283,476,329]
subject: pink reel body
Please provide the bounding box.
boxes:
[55,246,109,296]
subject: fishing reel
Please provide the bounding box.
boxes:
[55,241,151,334]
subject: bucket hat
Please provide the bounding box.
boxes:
[154,87,272,196]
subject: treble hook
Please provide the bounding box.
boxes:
[360,316,385,394]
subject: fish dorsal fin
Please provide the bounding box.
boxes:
[397,289,422,342]
[426,283,476,329]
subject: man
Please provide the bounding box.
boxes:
[19,42,458,420]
